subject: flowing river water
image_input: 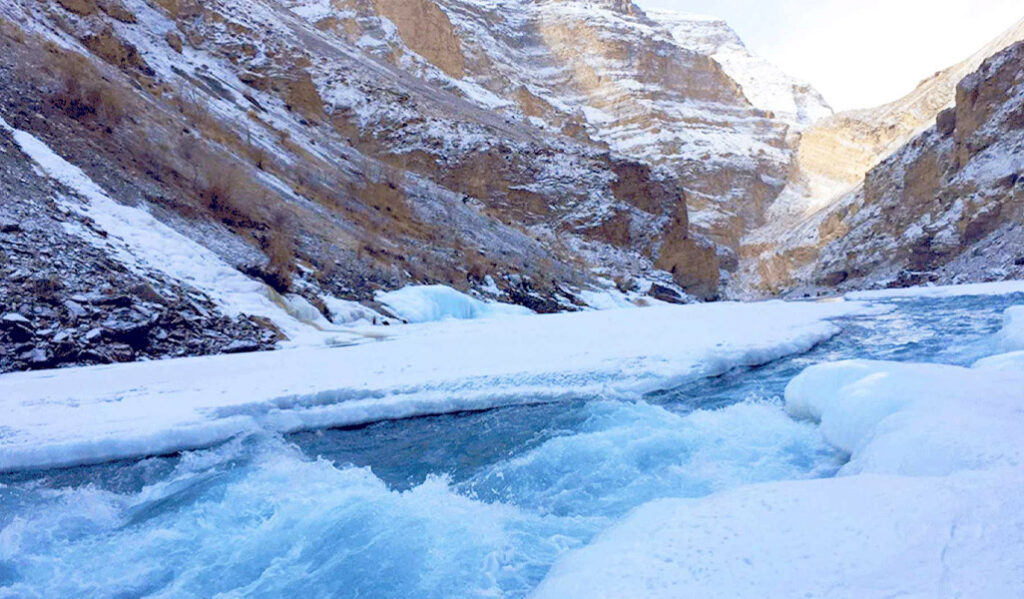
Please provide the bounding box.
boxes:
[1,293,1020,598]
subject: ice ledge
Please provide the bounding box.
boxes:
[846,279,1024,300]
[0,300,869,472]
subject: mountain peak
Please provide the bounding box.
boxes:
[647,9,832,127]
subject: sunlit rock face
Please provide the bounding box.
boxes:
[373,0,466,78]
[737,18,1024,297]
[649,11,832,128]
[5,0,1018,312]
[335,0,815,271]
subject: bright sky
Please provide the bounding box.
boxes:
[636,0,1024,111]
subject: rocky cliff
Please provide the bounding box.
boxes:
[2,0,776,369]
[804,40,1024,291]
[739,17,1024,296]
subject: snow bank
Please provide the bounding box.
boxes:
[534,468,1024,599]
[973,350,1024,371]
[846,279,1024,300]
[0,300,868,472]
[784,360,1024,476]
[375,285,533,323]
[534,324,1024,598]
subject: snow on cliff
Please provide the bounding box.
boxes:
[648,10,832,127]
[0,117,343,344]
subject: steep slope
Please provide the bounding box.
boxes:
[0,116,280,372]
[806,40,1024,290]
[307,0,822,271]
[740,17,1024,295]
[0,0,727,358]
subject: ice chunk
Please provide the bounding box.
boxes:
[375,285,533,323]
[997,305,1024,351]
[785,360,1024,475]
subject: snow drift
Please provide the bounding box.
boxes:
[846,279,1024,300]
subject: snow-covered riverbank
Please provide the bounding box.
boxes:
[533,302,1024,599]
[0,299,870,472]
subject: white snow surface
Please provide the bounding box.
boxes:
[533,306,1024,599]
[846,279,1024,300]
[785,359,1024,476]
[534,468,1024,599]
[0,300,867,472]
[375,285,533,323]
[974,350,1024,371]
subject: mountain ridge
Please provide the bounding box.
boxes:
[1,0,1021,371]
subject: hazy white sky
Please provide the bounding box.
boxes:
[636,0,1023,110]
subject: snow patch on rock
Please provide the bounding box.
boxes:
[0,117,328,342]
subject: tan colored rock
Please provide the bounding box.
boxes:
[98,0,135,23]
[55,0,98,16]
[373,0,465,78]
[150,0,201,19]
[656,234,719,300]
[82,27,152,74]
[165,31,183,53]
[282,70,325,121]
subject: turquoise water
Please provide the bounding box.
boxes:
[0,294,1019,598]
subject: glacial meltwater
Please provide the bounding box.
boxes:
[1,293,1021,599]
